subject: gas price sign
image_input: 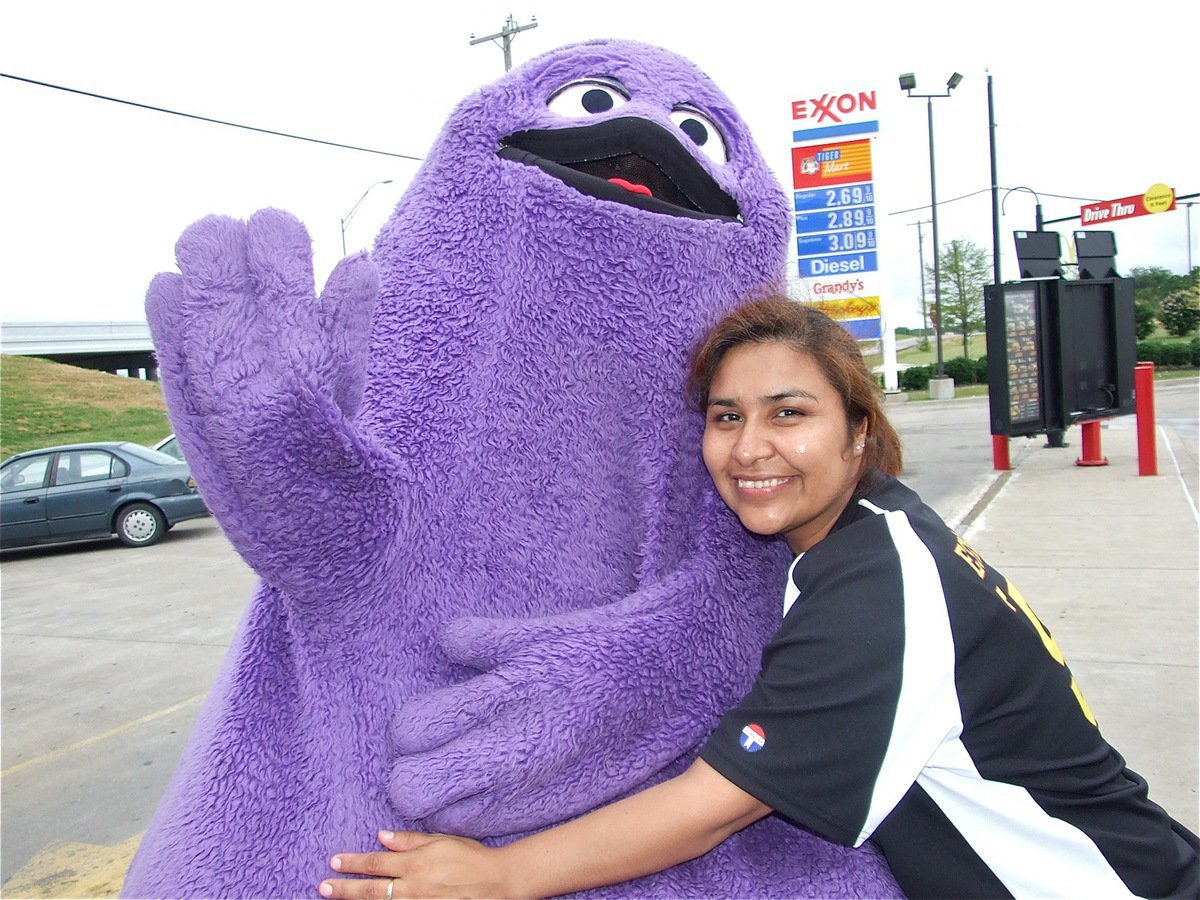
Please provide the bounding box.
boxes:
[789,88,883,340]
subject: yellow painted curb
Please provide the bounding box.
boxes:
[1,834,140,899]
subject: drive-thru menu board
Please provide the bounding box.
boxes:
[1002,285,1041,427]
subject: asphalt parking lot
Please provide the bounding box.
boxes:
[2,381,1195,896]
[1,517,256,895]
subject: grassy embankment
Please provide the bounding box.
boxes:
[2,336,1195,459]
[862,334,990,400]
[863,331,1197,400]
[0,355,172,459]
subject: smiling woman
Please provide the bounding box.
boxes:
[700,341,868,552]
[321,298,1197,900]
[687,296,904,517]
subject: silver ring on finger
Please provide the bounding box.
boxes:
[385,877,395,900]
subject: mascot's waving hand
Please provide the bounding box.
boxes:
[124,40,899,899]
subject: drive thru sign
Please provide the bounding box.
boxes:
[1080,183,1176,226]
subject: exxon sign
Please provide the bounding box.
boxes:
[791,92,878,125]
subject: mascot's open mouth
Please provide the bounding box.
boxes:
[498,117,741,223]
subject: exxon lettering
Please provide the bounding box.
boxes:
[792,91,878,124]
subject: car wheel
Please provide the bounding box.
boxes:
[116,503,166,547]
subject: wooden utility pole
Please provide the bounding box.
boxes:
[469,14,538,71]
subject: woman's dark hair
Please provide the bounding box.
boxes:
[687,296,903,483]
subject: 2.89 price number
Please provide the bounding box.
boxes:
[825,207,875,230]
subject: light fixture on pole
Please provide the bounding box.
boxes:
[899,71,963,381]
[1001,185,1045,232]
[340,180,393,256]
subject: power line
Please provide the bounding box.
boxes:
[888,187,995,217]
[889,186,1105,217]
[1,72,424,162]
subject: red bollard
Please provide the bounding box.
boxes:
[1135,362,1157,476]
[1075,420,1109,466]
[992,434,1011,471]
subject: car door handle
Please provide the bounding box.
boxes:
[24,497,40,504]
[107,486,121,492]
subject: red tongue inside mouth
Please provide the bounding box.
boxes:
[607,177,654,198]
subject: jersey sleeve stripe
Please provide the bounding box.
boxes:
[920,739,1134,895]
[856,504,963,845]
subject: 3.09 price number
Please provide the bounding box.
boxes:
[824,229,876,252]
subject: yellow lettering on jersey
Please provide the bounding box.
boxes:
[999,578,1098,726]
[954,537,986,580]
[994,586,1017,613]
[1071,680,1097,726]
[1003,578,1064,665]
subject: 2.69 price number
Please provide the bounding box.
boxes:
[824,185,874,208]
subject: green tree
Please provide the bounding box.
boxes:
[1159,286,1200,337]
[1134,301,1157,340]
[926,239,990,358]
[1131,265,1190,313]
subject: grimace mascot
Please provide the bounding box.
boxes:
[124,39,899,898]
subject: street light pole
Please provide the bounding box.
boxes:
[1184,201,1195,273]
[925,96,944,378]
[340,179,392,256]
[899,72,963,381]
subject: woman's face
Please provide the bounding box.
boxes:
[702,341,866,554]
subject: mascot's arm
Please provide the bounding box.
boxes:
[387,554,775,836]
[147,209,400,598]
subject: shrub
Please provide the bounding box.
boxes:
[1135,301,1158,340]
[1137,339,1195,367]
[1192,337,1200,367]
[942,355,978,385]
[974,355,989,384]
[899,364,935,391]
[1159,288,1200,337]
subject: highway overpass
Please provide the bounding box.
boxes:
[1,322,157,379]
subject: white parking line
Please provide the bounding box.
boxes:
[1160,424,1199,525]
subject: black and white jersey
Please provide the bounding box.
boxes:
[701,475,1197,899]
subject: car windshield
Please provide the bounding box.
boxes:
[120,443,185,466]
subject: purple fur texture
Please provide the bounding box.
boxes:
[123,40,899,898]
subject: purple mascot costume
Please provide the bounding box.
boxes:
[124,39,899,898]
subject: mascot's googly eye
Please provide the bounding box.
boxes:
[547,79,629,117]
[670,107,728,164]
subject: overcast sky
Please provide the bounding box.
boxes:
[2,1,1195,329]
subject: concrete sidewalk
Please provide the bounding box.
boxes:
[963,409,1199,834]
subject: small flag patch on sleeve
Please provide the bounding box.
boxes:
[739,723,766,752]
